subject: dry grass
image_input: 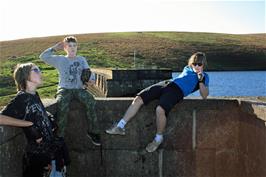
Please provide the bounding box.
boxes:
[1,32,266,70]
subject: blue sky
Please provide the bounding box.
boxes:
[0,0,265,41]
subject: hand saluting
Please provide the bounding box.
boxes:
[52,41,64,51]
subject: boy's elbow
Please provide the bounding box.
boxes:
[201,92,209,99]
[202,95,208,99]
[39,53,44,59]
[39,50,50,60]
[39,53,46,60]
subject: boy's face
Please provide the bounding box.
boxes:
[192,62,204,73]
[28,66,42,86]
[64,42,77,57]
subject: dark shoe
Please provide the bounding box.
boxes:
[87,132,101,146]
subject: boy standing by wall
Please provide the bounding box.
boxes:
[40,36,101,146]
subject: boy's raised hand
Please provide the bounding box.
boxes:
[52,41,64,51]
[197,68,204,81]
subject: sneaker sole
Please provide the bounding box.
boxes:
[145,143,162,153]
[145,147,157,153]
[105,130,126,136]
[86,134,101,146]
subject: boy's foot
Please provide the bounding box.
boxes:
[145,140,162,153]
[105,123,125,135]
[87,132,101,146]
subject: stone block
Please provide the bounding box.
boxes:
[164,108,193,150]
[68,150,105,177]
[215,149,241,177]
[163,150,194,177]
[104,150,158,177]
[238,111,266,177]
[195,149,215,177]
[0,134,25,177]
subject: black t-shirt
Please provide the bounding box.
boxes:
[1,91,54,154]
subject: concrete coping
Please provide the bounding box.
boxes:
[42,97,266,122]
[91,68,173,80]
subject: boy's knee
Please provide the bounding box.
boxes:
[133,96,144,105]
[156,106,165,115]
[56,98,69,107]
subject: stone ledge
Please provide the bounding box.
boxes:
[1,98,265,177]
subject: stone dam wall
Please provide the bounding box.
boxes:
[1,98,265,177]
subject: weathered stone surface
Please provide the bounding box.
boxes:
[195,149,215,177]
[196,108,240,150]
[163,150,194,177]
[0,132,25,177]
[68,150,105,177]
[0,125,22,146]
[164,108,193,150]
[92,69,172,97]
[1,98,265,177]
[240,100,266,121]
[238,110,266,177]
[215,149,241,177]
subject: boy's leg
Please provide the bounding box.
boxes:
[145,105,166,153]
[75,89,101,146]
[125,82,164,122]
[75,89,99,134]
[106,82,164,135]
[146,82,184,152]
[105,96,144,135]
[56,88,72,137]
[122,96,144,122]
[156,105,167,134]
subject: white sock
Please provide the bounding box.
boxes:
[117,119,127,129]
[154,134,163,143]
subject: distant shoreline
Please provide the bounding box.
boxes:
[172,69,266,72]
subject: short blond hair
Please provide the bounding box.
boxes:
[63,36,77,43]
[188,52,207,68]
[13,63,35,91]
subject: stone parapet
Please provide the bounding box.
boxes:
[0,98,265,177]
[91,68,172,97]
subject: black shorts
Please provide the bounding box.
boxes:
[137,81,184,115]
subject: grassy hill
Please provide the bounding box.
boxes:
[0,32,266,106]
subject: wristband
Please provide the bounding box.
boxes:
[199,76,205,83]
[199,80,204,83]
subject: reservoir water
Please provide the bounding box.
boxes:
[172,71,266,97]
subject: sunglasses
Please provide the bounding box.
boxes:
[192,63,203,67]
[31,68,41,73]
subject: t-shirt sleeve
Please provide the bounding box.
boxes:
[0,95,25,119]
[82,57,90,69]
[39,48,63,68]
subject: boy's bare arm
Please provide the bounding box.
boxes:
[199,83,209,99]
[197,69,209,99]
[0,114,33,127]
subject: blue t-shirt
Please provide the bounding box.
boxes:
[172,66,209,97]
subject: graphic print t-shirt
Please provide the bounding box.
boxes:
[1,91,54,152]
[40,48,89,89]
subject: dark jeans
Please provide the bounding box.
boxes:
[23,153,50,177]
